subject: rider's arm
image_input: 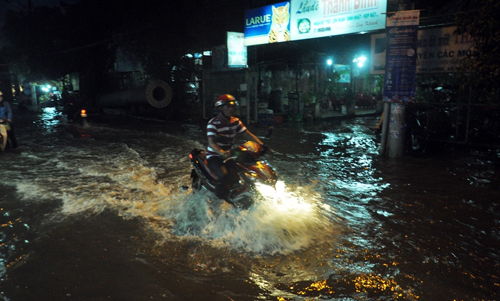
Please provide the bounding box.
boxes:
[208,136,229,156]
[5,102,13,122]
[242,130,263,145]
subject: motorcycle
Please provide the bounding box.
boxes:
[372,109,430,157]
[188,129,278,209]
[405,111,429,157]
[0,118,11,152]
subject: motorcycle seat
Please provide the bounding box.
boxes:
[193,150,219,180]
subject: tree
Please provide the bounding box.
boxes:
[456,0,500,103]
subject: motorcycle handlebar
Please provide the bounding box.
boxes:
[223,143,270,163]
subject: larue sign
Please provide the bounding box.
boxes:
[244,0,387,46]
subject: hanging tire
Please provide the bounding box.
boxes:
[406,133,428,157]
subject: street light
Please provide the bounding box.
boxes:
[352,55,367,68]
[351,55,368,93]
[325,58,334,80]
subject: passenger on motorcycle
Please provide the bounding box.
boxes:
[206,94,264,200]
[0,91,18,149]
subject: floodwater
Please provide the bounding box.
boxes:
[0,107,499,301]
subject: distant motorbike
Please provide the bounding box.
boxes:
[0,118,11,152]
[188,130,278,209]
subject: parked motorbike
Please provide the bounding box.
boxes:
[188,130,278,209]
[405,111,429,157]
[0,118,11,152]
[372,109,430,157]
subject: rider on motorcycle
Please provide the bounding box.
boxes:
[0,91,18,149]
[207,94,264,200]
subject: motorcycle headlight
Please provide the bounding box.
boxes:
[254,182,277,197]
[254,180,285,200]
[275,180,285,195]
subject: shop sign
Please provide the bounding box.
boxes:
[371,26,476,74]
[244,1,291,46]
[290,0,387,41]
[227,32,247,68]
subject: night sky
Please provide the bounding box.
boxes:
[0,0,63,25]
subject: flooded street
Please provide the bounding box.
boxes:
[1,107,499,300]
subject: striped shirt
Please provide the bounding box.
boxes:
[206,115,247,158]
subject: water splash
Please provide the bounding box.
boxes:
[152,183,339,256]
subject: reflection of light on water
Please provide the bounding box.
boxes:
[41,107,59,120]
[40,107,61,130]
[279,274,420,300]
[318,132,380,184]
[352,274,419,300]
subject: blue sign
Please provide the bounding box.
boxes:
[383,11,420,102]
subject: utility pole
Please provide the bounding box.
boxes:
[381,8,420,157]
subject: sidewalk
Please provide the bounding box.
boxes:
[258,108,380,125]
[257,108,380,126]
[318,108,379,119]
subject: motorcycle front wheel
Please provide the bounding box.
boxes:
[406,133,428,157]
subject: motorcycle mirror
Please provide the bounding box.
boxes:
[265,126,274,138]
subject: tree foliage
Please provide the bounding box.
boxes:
[456,0,500,103]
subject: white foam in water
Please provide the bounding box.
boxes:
[154,183,336,255]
